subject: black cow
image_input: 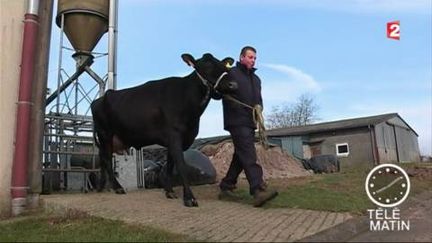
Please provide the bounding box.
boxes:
[91,53,236,207]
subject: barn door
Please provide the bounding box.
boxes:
[281,137,303,159]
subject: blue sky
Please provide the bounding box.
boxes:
[48,0,432,156]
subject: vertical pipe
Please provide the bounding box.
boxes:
[27,0,39,15]
[54,14,64,190]
[107,0,118,91]
[56,13,64,114]
[27,0,53,209]
[11,0,39,216]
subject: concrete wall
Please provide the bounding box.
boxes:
[0,1,26,217]
[309,127,375,168]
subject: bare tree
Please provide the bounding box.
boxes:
[266,94,319,129]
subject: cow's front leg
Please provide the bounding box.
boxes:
[168,137,198,207]
[164,154,178,199]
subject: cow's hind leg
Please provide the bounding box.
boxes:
[95,131,109,192]
[164,154,178,199]
[97,149,108,192]
[98,133,126,194]
[168,136,198,207]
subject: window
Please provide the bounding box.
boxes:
[336,143,349,157]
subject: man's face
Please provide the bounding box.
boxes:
[240,50,256,70]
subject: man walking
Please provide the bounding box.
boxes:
[219,46,278,207]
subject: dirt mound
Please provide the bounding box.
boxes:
[406,166,432,180]
[200,141,311,181]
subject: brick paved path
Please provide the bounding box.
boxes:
[42,190,352,242]
[300,190,432,242]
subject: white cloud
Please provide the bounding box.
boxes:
[263,64,321,91]
[261,63,321,103]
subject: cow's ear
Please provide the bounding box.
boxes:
[222,57,235,69]
[181,54,196,67]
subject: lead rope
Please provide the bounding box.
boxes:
[224,95,269,149]
[195,71,212,107]
[195,71,228,107]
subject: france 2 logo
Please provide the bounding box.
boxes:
[387,21,400,40]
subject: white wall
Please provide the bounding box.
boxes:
[0,1,26,217]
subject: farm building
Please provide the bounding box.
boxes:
[266,113,421,167]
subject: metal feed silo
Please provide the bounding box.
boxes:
[56,0,109,55]
[43,0,117,193]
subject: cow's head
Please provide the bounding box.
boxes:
[182,53,238,98]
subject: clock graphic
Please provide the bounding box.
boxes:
[365,164,410,208]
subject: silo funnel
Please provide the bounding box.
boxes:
[56,0,109,54]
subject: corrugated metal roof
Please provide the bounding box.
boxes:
[265,113,414,137]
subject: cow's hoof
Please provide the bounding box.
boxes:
[115,188,126,194]
[184,198,199,207]
[165,191,178,199]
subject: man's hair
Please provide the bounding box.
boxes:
[240,46,256,57]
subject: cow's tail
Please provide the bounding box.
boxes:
[91,92,110,150]
[93,125,101,149]
[91,98,103,150]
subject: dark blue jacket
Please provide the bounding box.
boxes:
[222,62,263,130]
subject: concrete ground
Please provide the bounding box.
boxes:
[41,188,431,242]
[300,190,432,242]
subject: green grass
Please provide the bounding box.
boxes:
[0,209,194,242]
[227,162,430,215]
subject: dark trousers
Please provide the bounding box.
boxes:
[219,126,264,195]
